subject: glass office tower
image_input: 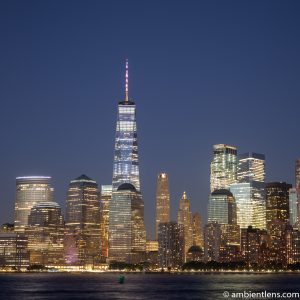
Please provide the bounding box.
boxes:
[208,189,237,225]
[15,176,54,232]
[112,60,140,192]
[156,173,170,239]
[210,144,237,192]
[230,152,266,229]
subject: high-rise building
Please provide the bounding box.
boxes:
[230,152,266,229]
[0,233,29,270]
[112,60,140,192]
[65,175,101,267]
[25,202,64,265]
[237,152,265,183]
[210,144,237,192]
[266,182,291,232]
[177,191,193,259]
[108,183,146,263]
[158,222,184,269]
[208,189,237,225]
[289,188,298,229]
[100,185,112,259]
[204,222,221,262]
[192,212,204,248]
[155,173,170,239]
[14,176,54,232]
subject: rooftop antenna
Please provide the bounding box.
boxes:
[125,59,129,102]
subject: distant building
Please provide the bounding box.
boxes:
[25,202,64,265]
[240,226,270,267]
[210,144,237,192]
[158,222,184,269]
[100,185,112,259]
[186,245,204,262]
[285,227,300,265]
[204,222,221,262]
[208,189,237,225]
[65,175,101,267]
[108,183,146,264]
[14,176,54,232]
[155,173,170,239]
[192,212,204,248]
[266,182,291,232]
[0,233,29,269]
[146,240,159,266]
[289,188,298,229]
[177,191,193,260]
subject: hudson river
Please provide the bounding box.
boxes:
[0,273,299,300]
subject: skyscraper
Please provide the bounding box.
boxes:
[177,191,193,259]
[112,60,140,192]
[108,183,146,263]
[14,176,54,232]
[210,144,237,192]
[155,173,170,239]
[100,185,112,259]
[65,174,101,266]
[109,61,146,264]
[230,152,266,229]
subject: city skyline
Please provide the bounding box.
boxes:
[1,1,300,239]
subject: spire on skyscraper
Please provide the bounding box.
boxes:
[125,59,129,102]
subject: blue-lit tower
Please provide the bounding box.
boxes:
[112,60,140,192]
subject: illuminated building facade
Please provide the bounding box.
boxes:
[204,222,221,262]
[177,191,193,259]
[230,182,266,229]
[289,188,298,229]
[155,173,170,239]
[0,233,29,269]
[25,202,64,265]
[100,185,112,258]
[295,159,300,190]
[231,152,266,229]
[285,227,300,264]
[14,176,54,232]
[208,189,237,225]
[146,240,159,265]
[108,183,146,263]
[158,221,184,269]
[210,144,237,192]
[65,175,101,266]
[240,226,270,267]
[112,60,140,192]
[192,212,204,248]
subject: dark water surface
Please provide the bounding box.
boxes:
[0,273,299,300]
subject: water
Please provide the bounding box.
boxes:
[0,273,299,300]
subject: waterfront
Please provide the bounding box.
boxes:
[0,273,299,300]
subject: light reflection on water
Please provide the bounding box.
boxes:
[0,273,299,300]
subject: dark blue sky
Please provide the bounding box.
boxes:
[0,0,300,238]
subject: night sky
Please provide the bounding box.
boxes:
[0,1,300,238]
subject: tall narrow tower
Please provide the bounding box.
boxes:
[112,60,140,192]
[155,173,170,239]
